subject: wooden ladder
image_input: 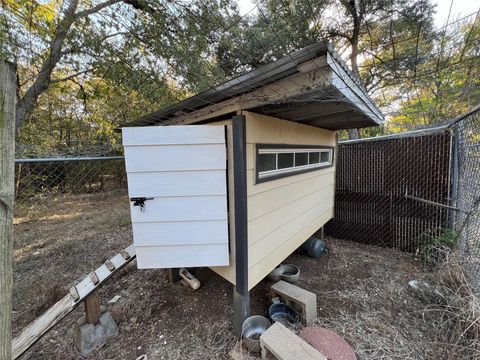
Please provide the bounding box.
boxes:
[12,244,136,359]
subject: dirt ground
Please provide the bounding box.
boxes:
[13,191,460,359]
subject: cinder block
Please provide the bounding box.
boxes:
[270,280,317,325]
[74,311,119,356]
[260,322,326,360]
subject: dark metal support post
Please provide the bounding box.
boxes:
[232,114,249,336]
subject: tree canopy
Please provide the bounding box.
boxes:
[0,0,478,150]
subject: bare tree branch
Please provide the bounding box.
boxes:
[74,0,123,19]
[50,69,93,84]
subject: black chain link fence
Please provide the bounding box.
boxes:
[325,127,453,253]
[325,105,480,289]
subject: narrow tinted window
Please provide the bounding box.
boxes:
[320,151,330,163]
[295,152,308,166]
[257,145,333,183]
[309,152,320,164]
[278,153,294,169]
[258,153,276,172]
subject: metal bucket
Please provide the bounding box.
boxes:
[241,315,271,353]
[267,264,300,283]
[268,303,300,327]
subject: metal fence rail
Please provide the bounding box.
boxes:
[14,156,127,202]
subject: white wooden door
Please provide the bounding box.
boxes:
[122,125,229,268]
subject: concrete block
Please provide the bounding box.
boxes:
[270,280,317,325]
[229,341,262,359]
[74,310,119,356]
[260,323,326,360]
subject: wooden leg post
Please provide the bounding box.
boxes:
[168,268,180,283]
[84,290,101,325]
[0,60,16,360]
[232,114,250,337]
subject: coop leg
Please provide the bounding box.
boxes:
[84,290,101,324]
[233,288,250,337]
[232,114,250,337]
[74,290,119,356]
[168,268,180,283]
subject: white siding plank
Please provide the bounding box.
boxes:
[132,221,228,246]
[124,144,226,173]
[130,196,227,223]
[127,170,227,197]
[122,125,225,146]
[136,244,230,268]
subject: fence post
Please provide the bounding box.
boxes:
[0,60,16,360]
[449,127,459,229]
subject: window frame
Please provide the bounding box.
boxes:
[255,144,334,184]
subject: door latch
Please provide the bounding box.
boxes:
[130,197,153,211]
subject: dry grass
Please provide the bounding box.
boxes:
[431,257,480,359]
[12,192,480,359]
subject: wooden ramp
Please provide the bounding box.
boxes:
[12,244,136,359]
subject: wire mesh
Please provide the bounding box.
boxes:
[325,129,453,253]
[451,108,480,291]
[14,156,127,203]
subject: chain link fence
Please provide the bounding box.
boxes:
[451,107,480,291]
[325,105,480,289]
[13,107,480,289]
[325,127,453,254]
[14,156,127,203]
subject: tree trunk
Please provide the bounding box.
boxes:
[0,60,17,360]
[348,128,359,139]
[349,0,361,77]
[347,0,361,140]
[15,0,80,129]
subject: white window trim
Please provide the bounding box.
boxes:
[257,147,333,180]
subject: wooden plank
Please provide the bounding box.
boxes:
[209,124,237,285]
[124,124,230,269]
[136,244,229,269]
[126,170,227,198]
[124,144,226,173]
[84,290,101,324]
[122,125,225,146]
[130,196,228,223]
[12,244,136,359]
[161,65,331,126]
[260,323,326,360]
[248,190,333,246]
[247,168,335,196]
[249,201,333,266]
[132,220,228,246]
[0,60,16,360]
[248,172,335,221]
[245,111,336,146]
[248,210,333,290]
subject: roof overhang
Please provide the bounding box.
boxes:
[124,42,384,130]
